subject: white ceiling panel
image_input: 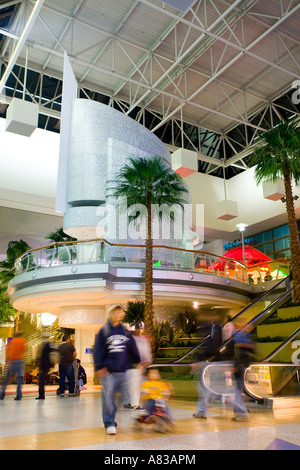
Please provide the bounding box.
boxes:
[0,0,299,176]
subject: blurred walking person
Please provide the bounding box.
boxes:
[222,315,235,360]
[231,324,254,422]
[93,305,141,435]
[35,333,53,400]
[0,332,27,400]
[124,323,152,410]
[209,317,223,360]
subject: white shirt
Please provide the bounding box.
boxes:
[222,322,235,342]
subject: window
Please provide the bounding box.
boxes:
[255,230,273,244]
[259,242,274,255]
[273,225,289,239]
[274,238,290,252]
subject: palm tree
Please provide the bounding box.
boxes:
[46,227,76,244]
[250,120,300,302]
[123,300,145,327]
[0,240,32,287]
[45,227,77,263]
[0,239,32,331]
[113,155,188,340]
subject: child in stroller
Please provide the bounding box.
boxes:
[136,368,174,433]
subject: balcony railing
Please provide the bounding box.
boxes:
[13,239,289,284]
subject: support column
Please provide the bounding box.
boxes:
[58,305,106,384]
[74,328,99,384]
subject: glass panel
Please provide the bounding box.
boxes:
[245,364,300,399]
[255,230,273,244]
[274,238,290,252]
[258,242,274,255]
[273,225,289,239]
[12,240,287,288]
[274,249,291,259]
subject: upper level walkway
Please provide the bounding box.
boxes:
[7,239,290,317]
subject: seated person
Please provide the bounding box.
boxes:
[77,359,87,391]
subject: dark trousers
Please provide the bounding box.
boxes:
[38,369,49,398]
[59,364,75,395]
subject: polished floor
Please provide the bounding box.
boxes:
[1,384,300,451]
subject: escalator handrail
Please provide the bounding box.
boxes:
[172,334,211,364]
[172,285,293,365]
[262,326,300,362]
[226,274,290,322]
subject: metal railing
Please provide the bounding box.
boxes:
[13,238,290,285]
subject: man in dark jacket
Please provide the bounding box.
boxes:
[93,305,141,435]
[58,336,76,397]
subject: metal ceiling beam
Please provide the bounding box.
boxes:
[149,3,300,134]
[19,0,274,135]
[126,0,247,114]
[0,27,18,39]
[138,0,300,80]
[0,92,60,118]
[0,1,22,10]
[0,0,45,95]
[17,40,268,132]
[25,0,267,111]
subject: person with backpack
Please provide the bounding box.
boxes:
[93,305,141,435]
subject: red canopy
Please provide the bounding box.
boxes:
[212,244,272,270]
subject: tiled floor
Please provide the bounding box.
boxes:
[1,385,300,451]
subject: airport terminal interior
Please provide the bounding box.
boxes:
[0,0,300,452]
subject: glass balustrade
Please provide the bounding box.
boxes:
[13,239,289,286]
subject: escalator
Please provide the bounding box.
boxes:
[244,326,300,402]
[152,275,300,404]
[172,274,293,365]
[200,325,300,405]
[191,275,300,404]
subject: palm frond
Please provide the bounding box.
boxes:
[251,120,300,184]
[113,155,188,216]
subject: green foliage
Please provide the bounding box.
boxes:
[123,300,145,326]
[113,155,189,215]
[177,310,197,336]
[152,320,184,353]
[264,316,300,324]
[54,327,75,341]
[162,321,184,345]
[0,239,32,288]
[46,227,77,244]
[0,286,16,324]
[251,120,300,184]
[45,227,77,263]
[255,336,287,343]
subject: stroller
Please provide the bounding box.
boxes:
[135,398,173,433]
